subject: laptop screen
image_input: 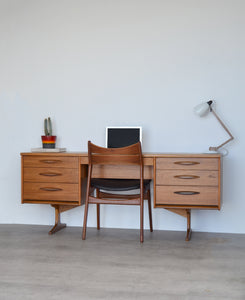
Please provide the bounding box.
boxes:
[106,127,142,148]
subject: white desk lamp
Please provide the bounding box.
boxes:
[194,100,234,152]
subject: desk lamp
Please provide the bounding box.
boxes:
[194,100,234,151]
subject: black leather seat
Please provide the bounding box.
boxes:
[91,179,151,192]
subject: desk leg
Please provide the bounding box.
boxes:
[49,205,77,235]
[185,209,192,241]
[165,208,192,241]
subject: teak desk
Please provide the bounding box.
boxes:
[21,152,221,240]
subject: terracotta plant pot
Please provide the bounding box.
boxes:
[41,136,57,149]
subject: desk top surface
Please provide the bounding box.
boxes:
[21,152,222,158]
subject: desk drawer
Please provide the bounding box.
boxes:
[23,156,78,168]
[92,165,153,179]
[23,182,79,202]
[156,170,219,186]
[156,158,219,170]
[156,186,219,206]
[23,167,78,183]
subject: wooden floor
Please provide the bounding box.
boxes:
[0,225,245,300]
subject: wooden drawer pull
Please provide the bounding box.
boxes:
[174,191,200,195]
[40,187,63,192]
[174,161,200,166]
[174,175,200,180]
[40,160,62,164]
[39,172,62,177]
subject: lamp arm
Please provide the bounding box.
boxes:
[209,108,234,151]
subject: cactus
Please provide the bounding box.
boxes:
[44,117,53,136]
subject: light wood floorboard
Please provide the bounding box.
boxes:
[0,225,245,300]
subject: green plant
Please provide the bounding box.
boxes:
[44,117,53,136]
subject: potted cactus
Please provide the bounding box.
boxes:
[41,117,57,148]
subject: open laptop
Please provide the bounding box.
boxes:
[106,126,142,148]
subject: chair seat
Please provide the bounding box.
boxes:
[91,178,151,192]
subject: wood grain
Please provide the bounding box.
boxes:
[156,170,219,186]
[156,157,219,170]
[23,167,79,183]
[156,185,219,207]
[23,156,78,168]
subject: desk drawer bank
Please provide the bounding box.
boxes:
[154,153,221,240]
[21,152,221,239]
[21,153,87,234]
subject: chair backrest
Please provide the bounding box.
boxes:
[88,141,143,167]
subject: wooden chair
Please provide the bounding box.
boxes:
[82,141,153,243]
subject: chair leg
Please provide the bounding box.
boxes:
[96,189,100,230]
[82,194,89,240]
[140,197,144,243]
[147,189,153,232]
[96,204,100,230]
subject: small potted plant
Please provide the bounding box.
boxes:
[41,117,57,148]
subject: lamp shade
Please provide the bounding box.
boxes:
[194,102,210,117]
